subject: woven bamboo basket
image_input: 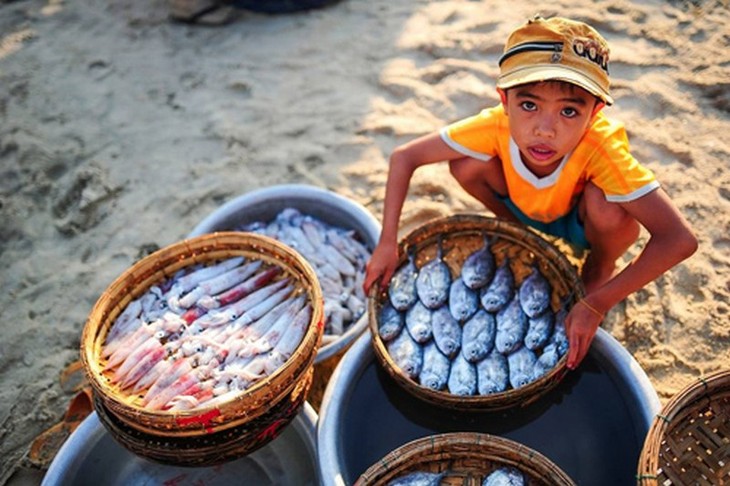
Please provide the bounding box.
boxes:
[637,369,730,485]
[80,232,324,466]
[368,214,583,412]
[355,432,576,486]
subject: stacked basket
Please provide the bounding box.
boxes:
[637,369,730,485]
[80,232,324,466]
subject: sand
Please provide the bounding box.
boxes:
[1,0,728,481]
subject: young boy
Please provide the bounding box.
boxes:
[363,15,697,370]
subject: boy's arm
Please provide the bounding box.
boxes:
[566,188,698,368]
[363,132,467,294]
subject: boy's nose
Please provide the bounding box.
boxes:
[533,116,556,138]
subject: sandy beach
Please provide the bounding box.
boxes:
[1,0,728,482]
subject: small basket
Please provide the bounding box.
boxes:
[637,369,730,485]
[355,432,576,486]
[80,232,324,466]
[368,214,583,411]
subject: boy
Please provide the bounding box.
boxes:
[363,15,697,370]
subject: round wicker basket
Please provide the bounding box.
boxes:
[80,232,324,466]
[355,432,576,486]
[368,214,583,412]
[637,369,730,485]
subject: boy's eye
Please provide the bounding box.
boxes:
[561,107,578,118]
[520,101,537,111]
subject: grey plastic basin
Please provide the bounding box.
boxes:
[43,403,319,486]
[187,184,381,364]
[317,329,660,486]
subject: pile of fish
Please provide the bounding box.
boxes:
[387,466,526,486]
[100,255,313,412]
[236,208,371,342]
[379,235,570,396]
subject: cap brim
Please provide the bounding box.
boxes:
[497,65,614,105]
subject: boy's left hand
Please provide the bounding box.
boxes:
[565,300,604,369]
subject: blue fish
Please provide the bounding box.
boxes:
[405,300,433,344]
[448,351,477,396]
[524,311,555,351]
[378,302,405,342]
[388,249,419,311]
[482,466,526,486]
[518,267,551,318]
[461,234,495,290]
[462,309,496,363]
[416,240,451,309]
[476,350,509,395]
[387,329,423,380]
[449,277,479,322]
[480,261,515,313]
[419,341,451,391]
[495,294,528,354]
[431,305,462,358]
[508,346,538,389]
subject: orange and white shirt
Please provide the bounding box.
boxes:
[440,105,659,223]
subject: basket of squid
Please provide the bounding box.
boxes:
[80,232,324,466]
[368,214,583,412]
[355,432,576,486]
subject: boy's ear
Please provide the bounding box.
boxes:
[497,88,508,111]
[592,101,606,118]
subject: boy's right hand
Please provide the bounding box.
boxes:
[363,240,399,296]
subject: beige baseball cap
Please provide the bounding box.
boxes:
[497,16,614,105]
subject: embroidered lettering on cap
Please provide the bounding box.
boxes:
[572,38,609,73]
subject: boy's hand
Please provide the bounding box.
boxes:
[363,240,399,296]
[565,298,605,369]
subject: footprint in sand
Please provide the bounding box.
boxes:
[52,166,121,236]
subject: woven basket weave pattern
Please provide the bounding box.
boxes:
[638,369,730,485]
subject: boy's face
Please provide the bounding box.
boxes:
[501,82,601,175]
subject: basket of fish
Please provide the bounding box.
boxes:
[188,185,380,365]
[355,432,576,485]
[80,232,324,466]
[369,214,583,412]
[637,368,730,485]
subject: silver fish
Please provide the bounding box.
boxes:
[524,311,555,351]
[461,235,495,290]
[476,350,509,394]
[431,305,462,358]
[416,241,451,309]
[405,300,433,344]
[378,302,405,342]
[532,343,560,380]
[448,352,477,396]
[495,294,528,354]
[480,261,515,312]
[483,467,525,486]
[549,306,569,357]
[462,309,496,363]
[388,471,446,486]
[518,267,551,318]
[419,341,451,391]
[448,277,479,322]
[387,328,424,380]
[508,346,538,389]
[388,250,419,311]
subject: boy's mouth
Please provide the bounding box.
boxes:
[527,144,557,163]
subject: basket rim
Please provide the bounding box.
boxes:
[368,214,584,411]
[80,231,324,434]
[355,431,576,486]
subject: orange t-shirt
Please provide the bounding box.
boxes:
[440,105,659,223]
